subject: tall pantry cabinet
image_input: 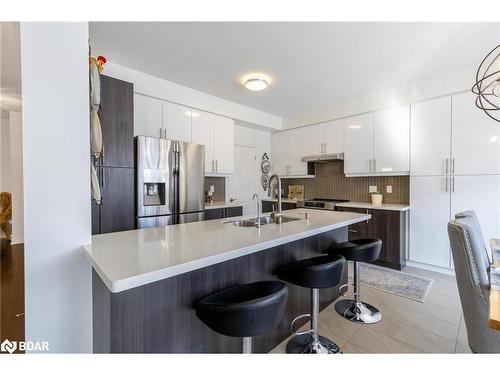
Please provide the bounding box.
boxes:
[409,91,500,269]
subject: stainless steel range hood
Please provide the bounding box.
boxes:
[301,152,344,163]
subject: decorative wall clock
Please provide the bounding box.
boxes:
[261,153,271,190]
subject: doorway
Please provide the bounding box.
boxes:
[233,145,257,216]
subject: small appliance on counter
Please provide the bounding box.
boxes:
[205,185,215,204]
[136,136,205,228]
[297,198,349,211]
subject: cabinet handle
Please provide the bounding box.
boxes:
[374,158,376,171]
[452,176,455,193]
[348,229,358,233]
[452,158,455,175]
[445,176,448,192]
[323,142,326,153]
[445,158,449,174]
[369,159,372,172]
[101,167,105,188]
[215,160,218,172]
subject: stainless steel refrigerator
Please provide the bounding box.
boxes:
[136,136,205,228]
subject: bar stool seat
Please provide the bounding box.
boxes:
[328,238,382,324]
[195,280,288,353]
[277,254,345,354]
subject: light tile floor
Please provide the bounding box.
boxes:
[271,266,472,354]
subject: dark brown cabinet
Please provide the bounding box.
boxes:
[336,206,407,270]
[98,75,134,168]
[262,200,297,213]
[204,206,243,220]
[92,75,135,235]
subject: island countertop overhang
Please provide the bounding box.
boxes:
[83,209,370,293]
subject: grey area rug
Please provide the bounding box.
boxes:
[348,262,433,302]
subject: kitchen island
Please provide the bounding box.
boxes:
[83,208,370,353]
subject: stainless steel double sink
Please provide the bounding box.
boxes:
[226,215,301,227]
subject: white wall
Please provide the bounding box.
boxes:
[104,62,282,131]
[21,22,91,353]
[8,112,23,243]
[283,65,477,128]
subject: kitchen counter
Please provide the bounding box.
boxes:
[83,208,370,293]
[335,201,410,212]
[204,201,243,210]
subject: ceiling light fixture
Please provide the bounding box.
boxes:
[472,44,500,123]
[242,73,270,91]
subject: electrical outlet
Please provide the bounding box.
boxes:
[369,185,378,193]
[386,185,393,193]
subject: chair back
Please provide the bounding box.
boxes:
[448,211,500,353]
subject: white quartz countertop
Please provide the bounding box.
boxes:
[204,201,243,210]
[83,209,370,293]
[335,201,410,212]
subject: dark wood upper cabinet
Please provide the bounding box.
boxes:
[99,167,135,234]
[98,75,134,168]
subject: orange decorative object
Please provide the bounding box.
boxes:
[97,55,107,65]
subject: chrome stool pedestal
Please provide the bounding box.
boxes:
[334,261,381,324]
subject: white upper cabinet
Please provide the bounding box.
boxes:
[191,110,215,173]
[323,119,344,154]
[308,124,325,155]
[134,94,163,138]
[213,115,234,174]
[410,96,451,176]
[164,102,192,143]
[452,92,500,175]
[344,113,374,174]
[373,105,410,173]
[288,127,310,176]
[272,131,289,176]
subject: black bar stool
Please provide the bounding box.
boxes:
[195,280,288,353]
[328,238,382,324]
[277,254,345,354]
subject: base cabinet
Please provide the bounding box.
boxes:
[336,206,407,270]
[262,201,297,213]
[204,206,243,220]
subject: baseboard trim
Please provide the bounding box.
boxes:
[405,260,455,276]
[10,237,24,245]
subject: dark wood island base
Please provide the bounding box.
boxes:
[92,227,348,353]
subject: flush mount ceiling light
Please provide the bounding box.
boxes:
[472,44,500,123]
[242,73,271,91]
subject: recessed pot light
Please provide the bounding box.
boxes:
[242,73,271,91]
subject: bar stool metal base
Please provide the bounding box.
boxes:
[334,299,382,324]
[286,334,342,354]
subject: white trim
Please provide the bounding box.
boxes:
[10,236,23,245]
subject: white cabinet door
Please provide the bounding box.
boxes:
[323,119,344,154]
[344,113,374,174]
[164,102,192,143]
[451,175,500,255]
[374,105,410,173]
[134,94,163,138]
[288,126,309,176]
[410,97,451,176]
[452,92,500,175]
[410,176,451,268]
[213,115,234,174]
[308,124,324,155]
[272,132,289,176]
[191,110,215,173]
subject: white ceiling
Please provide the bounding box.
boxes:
[90,22,500,121]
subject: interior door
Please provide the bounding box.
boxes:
[271,131,289,176]
[134,93,163,138]
[409,176,451,268]
[451,175,500,259]
[344,113,374,174]
[213,115,234,174]
[452,91,500,175]
[233,145,257,215]
[373,105,410,173]
[323,119,344,154]
[410,97,451,176]
[191,109,214,173]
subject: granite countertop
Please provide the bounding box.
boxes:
[83,209,370,293]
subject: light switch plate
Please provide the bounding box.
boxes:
[386,185,393,193]
[369,185,378,193]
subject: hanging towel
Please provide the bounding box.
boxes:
[90,107,103,159]
[91,164,102,205]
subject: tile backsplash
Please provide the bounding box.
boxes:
[204,176,225,202]
[281,162,409,204]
